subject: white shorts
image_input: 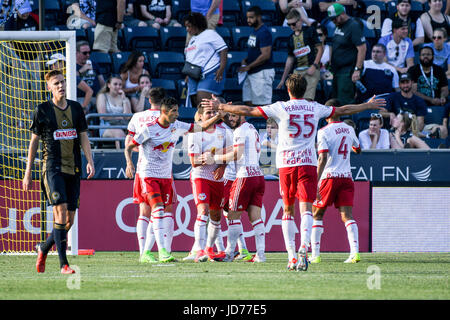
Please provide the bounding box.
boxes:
[242,68,275,105]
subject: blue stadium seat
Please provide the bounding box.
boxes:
[151,78,177,98]
[230,26,253,50]
[160,27,187,52]
[272,51,288,78]
[43,0,61,27]
[222,0,242,27]
[247,117,267,130]
[410,1,425,21]
[123,27,160,52]
[111,51,132,74]
[216,26,232,50]
[363,0,387,20]
[90,51,113,79]
[423,138,446,148]
[225,51,247,78]
[272,78,289,103]
[425,106,447,125]
[222,78,242,102]
[176,79,188,107]
[241,0,277,26]
[269,26,293,51]
[178,107,197,122]
[172,0,190,23]
[387,1,398,17]
[149,51,185,80]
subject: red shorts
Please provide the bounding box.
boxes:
[229,176,265,212]
[313,178,354,209]
[223,179,234,212]
[141,177,175,208]
[279,165,317,206]
[191,178,225,210]
[133,173,146,204]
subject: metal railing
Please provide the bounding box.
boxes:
[86,113,133,146]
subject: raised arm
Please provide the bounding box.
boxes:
[201,95,265,117]
[334,96,387,117]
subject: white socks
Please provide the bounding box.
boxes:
[143,218,155,252]
[345,220,359,254]
[281,214,296,261]
[225,219,242,256]
[300,211,313,249]
[206,219,221,249]
[165,213,174,253]
[193,214,208,252]
[252,219,265,257]
[151,206,168,252]
[136,216,149,255]
[311,220,324,258]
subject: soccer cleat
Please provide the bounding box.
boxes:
[344,253,361,263]
[235,249,253,261]
[222,253,235,262]
[205,247,217,261]
[194,249,208,263]
[158,248,175,263]
[248,253,266,263]
[140,250,158,263]
[61,265,75,274]
[296,246,309,271]
[213,250,226,262]
[287,258,298,271]
[183,251,197,261]
[35,243,47,273]
[309,256,321,264]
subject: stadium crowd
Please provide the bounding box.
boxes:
[1,0,450,149]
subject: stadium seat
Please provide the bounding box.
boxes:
[151,78,177,98]
[123,27,160,52]
[149,51,185,80]
[43,0,61,27]
[241,0,277,26]
[362,0,387,21]
[160,27,187,52]
[225,51,247,78]
[230,26,253,50]
[387,1,398,17]
[272,77,289,103]
[423,138,446,148]
[222,78,242,102]
[90,51,113,79]
[222,0,242,27]
[425,106,447,125]
[272,51,288,79]
[172,0,190,23]
[247,117,267,130]
[215,27,232,50]
[269,26,292,51]
[178,107,197,122]
[111,51,132,74]
[411,1,425,21]
[176,79,188,107]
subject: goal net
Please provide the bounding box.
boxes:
[0,31,77,255]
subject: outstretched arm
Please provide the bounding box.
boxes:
[334,96,387,117]
[201,95,264,117]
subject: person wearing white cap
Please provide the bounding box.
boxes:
[4,0,37,31]
[47,53,93,114]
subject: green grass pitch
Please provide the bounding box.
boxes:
[1,252,449,300]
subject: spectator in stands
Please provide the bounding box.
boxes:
[96,76,132,149]
[183,12,227,108]
[408,46,449,106]
[276,9,323,101]
[137,0,181,30]
[240,6,275,106]
[385,73,427,134]
[191,0,220,30]
[4,0,37,31]
[420,0,450,43]
[358,114,390,150]
[381,0,425,48]
[378,18,415,74]
[358,44,399,102]
[389,111,430,149]
[132,74,153,112]
[66,0,96,30]
[424,28,450,77]
[318,0,360,21]
[277,0,314,26]
[0,1,12,28]
[46,53,94,114]
[261,117,278,150]
[76,40,105,112]
[328,3,366,105]
[124,0,148,27]
[93,0,125,54]
[317,24,332,80]
[119,51,150,100]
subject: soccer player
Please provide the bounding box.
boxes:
[310,107,362,264]
[201,114,266,262]
[124,97,222,262]
[22,69,95,274]
[186,105,232,262]
[202,73,386,271]
[125,87,174,263]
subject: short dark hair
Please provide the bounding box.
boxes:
[247,6,262,16]
[45,69,63,82]
[419,45,434,57]
[183,12,207,32]
[149,87,166,105]
[285,73,307,99]
[76,40,90,52]
[160,96,178,111]
[373,43,387,54]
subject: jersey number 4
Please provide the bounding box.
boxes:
[289,114,314,138]
[338,136,349,159]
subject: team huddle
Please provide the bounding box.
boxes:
[123,73,386,271]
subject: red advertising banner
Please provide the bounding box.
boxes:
[78,180,370,252]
